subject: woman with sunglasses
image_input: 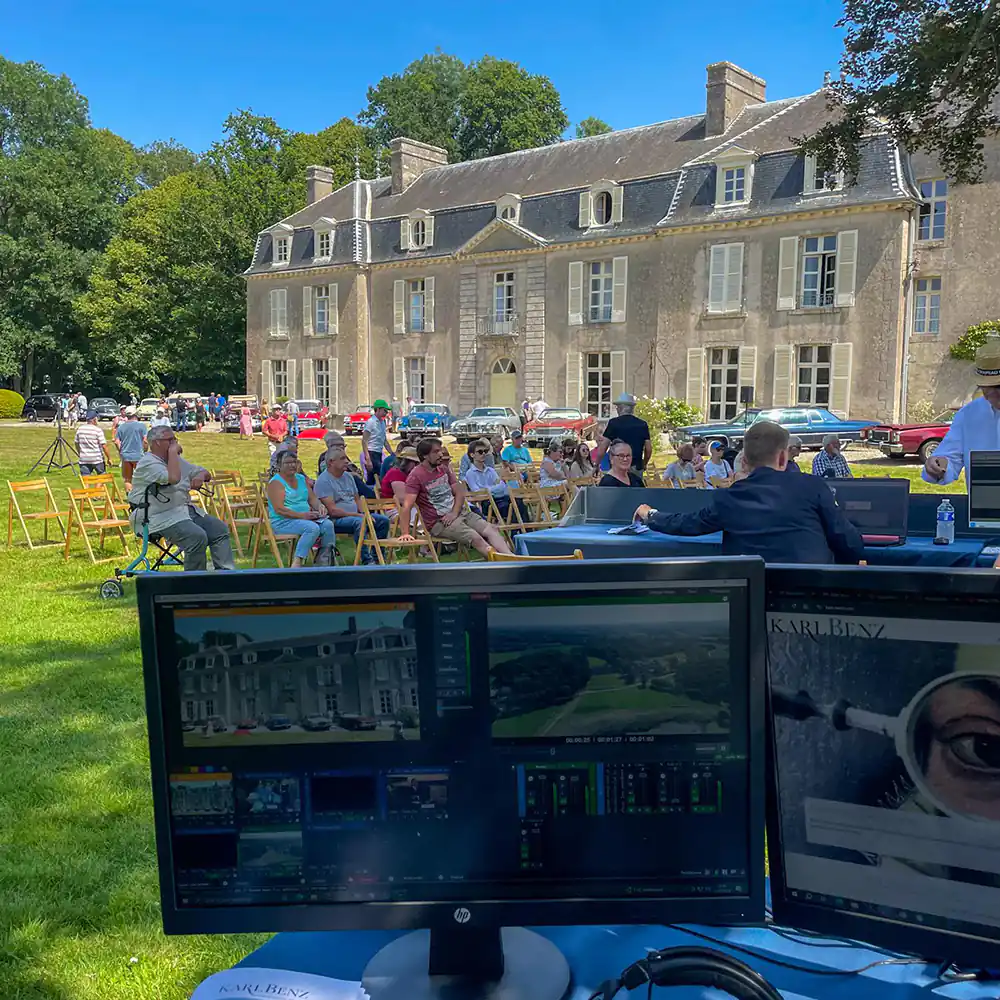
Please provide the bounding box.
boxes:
[568,441,594,478]
[539,440,569,488]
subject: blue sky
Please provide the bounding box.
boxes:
[5,0,846,153]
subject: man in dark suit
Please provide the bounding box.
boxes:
[633,421,864,564]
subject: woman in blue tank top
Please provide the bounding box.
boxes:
[266,451,335,567]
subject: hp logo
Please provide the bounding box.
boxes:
[453,907,472,924]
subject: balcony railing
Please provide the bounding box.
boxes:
[477,311,520,338]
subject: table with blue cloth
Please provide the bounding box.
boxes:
[515,523,994,567]
[236,918,998,999]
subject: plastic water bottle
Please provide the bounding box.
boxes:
[936,498,955,544]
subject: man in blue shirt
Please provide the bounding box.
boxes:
[114,407,148,488]
[500,429,532,475]
[812,434,853,478]
[633,421,863,565]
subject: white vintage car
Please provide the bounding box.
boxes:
[450,407,522,444]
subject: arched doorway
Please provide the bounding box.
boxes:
[489,358,517,408]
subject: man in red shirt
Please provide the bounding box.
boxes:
[399,438,511,556]
[262,405,289,456]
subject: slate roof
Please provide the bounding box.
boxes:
[245,89,915,276]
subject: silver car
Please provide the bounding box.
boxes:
[451,407,522,444]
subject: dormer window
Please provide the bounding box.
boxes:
[713,147,756,208]
[723,168,745,203]
[313,217,336,260]
[496,193,522,225]
[401,210,434,251]
[578,180,623,229]
[268,222,294,267]
[803,154,843,194]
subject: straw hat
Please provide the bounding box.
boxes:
[975,338,1000,387]
[398,447,419,462]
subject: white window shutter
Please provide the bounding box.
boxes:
[425,355,436,402]
[835,230,858,308]
[714,167,726,207]
[329,283,339,336]
[286,359,297,400]
[565,352,582,408]
[610,350,626,401]
[803,153,817,194]
[424,276,435,333]
[424,216,434,248]
[738,346,757,406]
[611,256,628,323]
[708,245,727,313]
[261,359,274,402]
[611,184,624,223]
[578,192,592,229]
[830,343,854,416]
[269,289,278,335]
[302,358,315,398]
[686,347,705,412]
[400,218,411,251]
[393,280,406,334]
[777,237,798,311]
[302,286,313,337]
[568,261,584,326]
[772,345,795,407]
[393,357,406,401]
[329,358,339,413]
[725,243,744,312]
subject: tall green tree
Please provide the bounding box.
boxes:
[576,116,612,138]
[805,0,1000,183]
[360,51,467,160]
[282,117,376,198]
[456,56,568,160]
[138,138,198,188]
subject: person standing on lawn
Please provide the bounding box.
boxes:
[361,399,390,486]
[238,406,254,439]
[75,411,112,475]
[286,397,300,438]
[262,405,288,456]
[115,407,147,488]
[195,398,207,431]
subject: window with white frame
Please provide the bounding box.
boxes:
[321,663,342,686]
[316,230,331,258]
[918,179,947,241]
[585,351,613,420]
[377,689,394,715]
[269,288,288,337]
[723,167,746,203]
[796,345,831,406]
[804,153,843,193]
[707,348,740,421]
[272,360,288,400]
[315,359,332,407]
[411,219,427,248]
[324,693,339,715]
[501,205,516,220]
[406,357,426,403]
[274,236,290,264]
[593,190,613,225]
[314,284,330,334]
[713,150,755,206]
[408,279,426,332]
[914,277,942,335]
[800,235,838,307]
[588,261,613,323]
[409,688,419,708]
[497,194,521,224]
[494,271,515,321]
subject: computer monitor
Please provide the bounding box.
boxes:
[823,478,910,539]
[968,451,1000,529]
[139,558,766,998]
[766,565,1000,969]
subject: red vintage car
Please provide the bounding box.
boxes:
[290,398,329,431]
[860,408,958,461]
[344,406,372,435]
[523,408,599,448]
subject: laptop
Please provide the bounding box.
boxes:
[823,478,910,545]
[969,451,1000,529]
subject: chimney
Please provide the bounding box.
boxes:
[705,62,767,137]
[306,164,334,204]
[389,137,448,195]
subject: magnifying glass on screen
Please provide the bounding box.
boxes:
[773,673,1000,822]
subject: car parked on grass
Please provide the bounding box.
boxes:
[22,394,60,421]
[265,714,293,731]
[290,398,329,433]
[677,407,878,450]
[344,406,372,435]
[222,394,262,432]
[91,397,119,421]
[523,408,599,448]
[136,397,161,421]
[451,407,522,444]
[860,408,959,461]
[398,404,454,441]
[301,714,332,731]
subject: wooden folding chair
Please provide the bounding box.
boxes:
[487,547,584,562]
[63,487,132,564]
[251,498,299,568]
[7,479,66,549]
[709,475,734,489]
[505,484,566,532]
[353,497,438,565]
[80,473,131,517]
[218,484,264,558]
[211,469,244,487]
[567,476,595,491]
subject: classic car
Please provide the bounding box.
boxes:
[523,408,599,448]
[301,713,332,731]
[344,406,372,435]
[22,394,59,421]
[676,407,878,450]
[288,398,329,432]
[337,714,378,731]
[398,404,454,441]
[91,397,120,421]
[222,394,262,432]
[450,406,522,444]
[265,713,293,731]
[136,397,161,421]
[860,408,959,461]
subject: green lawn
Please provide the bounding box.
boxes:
[0,424,962,998]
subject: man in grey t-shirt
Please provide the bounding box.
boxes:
[313,447,388,565]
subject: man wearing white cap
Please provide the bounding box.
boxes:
[595,392,652,473]
[923,339,1000,486]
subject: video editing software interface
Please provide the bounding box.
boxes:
[152,581,752,911]
[768,583,1000,949]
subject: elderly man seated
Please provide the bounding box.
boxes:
[128,426,236,571]
[314,447,390,565]
[812,433,853,478]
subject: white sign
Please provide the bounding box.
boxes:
[192,967,366,1000]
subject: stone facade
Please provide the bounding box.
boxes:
[245,62,1000,424]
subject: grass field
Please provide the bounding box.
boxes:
[0,423,964,998]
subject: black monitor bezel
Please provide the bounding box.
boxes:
[765,564,1000,968]
[138,557,767,936]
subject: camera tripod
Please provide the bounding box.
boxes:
[28,416,79,474]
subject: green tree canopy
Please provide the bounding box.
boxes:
[282,117,376,198]
[138,138,198,188]
[576,116,612,138]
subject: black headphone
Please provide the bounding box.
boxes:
[591,946,783,1000]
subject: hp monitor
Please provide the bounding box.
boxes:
[767,565,1000,969]
[139,559,766,998]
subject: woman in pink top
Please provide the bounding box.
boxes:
[238,407,254,439]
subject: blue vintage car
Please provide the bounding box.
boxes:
[398,403,454,441]
[677,407,878,450]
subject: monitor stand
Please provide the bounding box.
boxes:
[362,925,571,1000]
